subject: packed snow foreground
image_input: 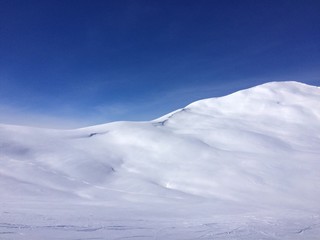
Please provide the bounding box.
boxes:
[1,81,320,239]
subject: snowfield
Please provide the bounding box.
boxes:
[1,81,320,239]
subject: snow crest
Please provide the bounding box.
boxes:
[1,81,320,239]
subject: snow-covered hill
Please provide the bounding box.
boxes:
[1,81,320,239]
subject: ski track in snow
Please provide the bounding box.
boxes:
[1,216,320,240]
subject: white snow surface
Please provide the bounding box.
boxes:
[1,81,320,239]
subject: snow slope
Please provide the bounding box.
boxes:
[1,81,320,239]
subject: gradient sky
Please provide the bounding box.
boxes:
[0,0,319,128]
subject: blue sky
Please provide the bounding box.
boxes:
[0,0,319,128]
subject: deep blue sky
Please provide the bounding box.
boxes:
[1,0,319,128]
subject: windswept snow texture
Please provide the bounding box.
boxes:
[1,81,320,239]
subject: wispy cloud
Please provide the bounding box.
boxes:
[0,104,91,129]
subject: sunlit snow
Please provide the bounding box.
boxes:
[1,81,320,239]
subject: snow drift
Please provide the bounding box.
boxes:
[1,81,320,239]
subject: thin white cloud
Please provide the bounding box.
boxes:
[0,105,91,129]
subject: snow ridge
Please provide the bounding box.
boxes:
[1,81,320,239]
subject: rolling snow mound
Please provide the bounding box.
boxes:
[1,81,320,239]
